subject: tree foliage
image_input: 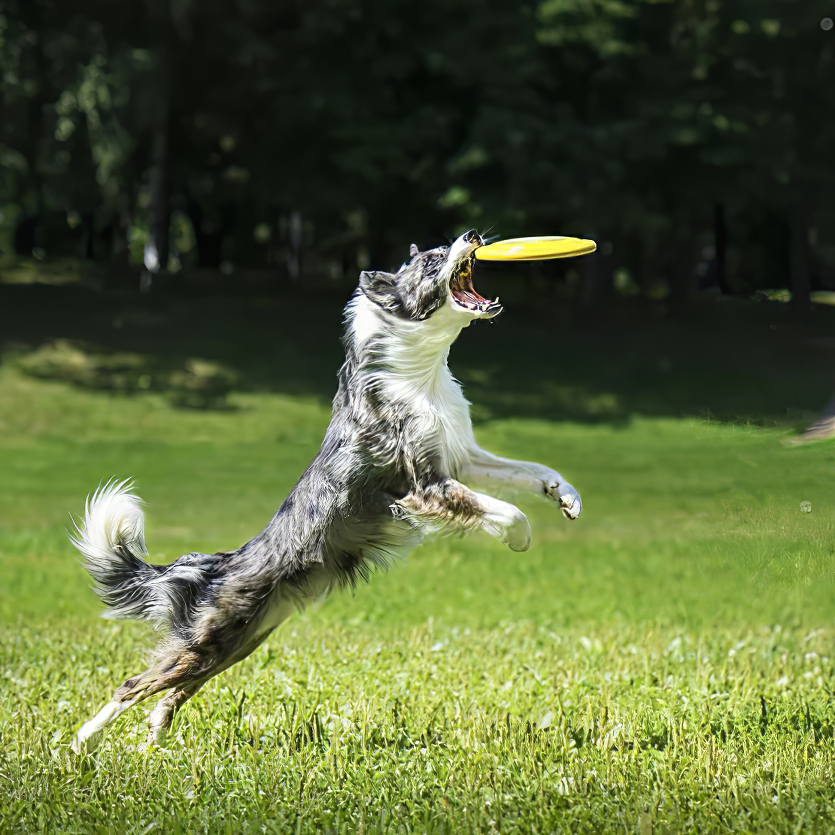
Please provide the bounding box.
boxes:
[1,0,832,298]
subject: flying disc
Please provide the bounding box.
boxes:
[474,236,597,261]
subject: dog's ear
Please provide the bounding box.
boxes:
[409,243,419,258]
[359,270,399,310]
[360,270,395,294]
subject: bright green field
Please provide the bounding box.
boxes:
[1,286,835,833]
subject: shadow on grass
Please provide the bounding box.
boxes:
[1,271,833,424]
[11,339,241,411]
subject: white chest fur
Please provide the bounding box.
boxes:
[413,366,474,477]
[348,294,477,478]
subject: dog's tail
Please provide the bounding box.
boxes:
[70,479,175,626]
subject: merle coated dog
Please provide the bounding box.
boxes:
[71,230,582,752]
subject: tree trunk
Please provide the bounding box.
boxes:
[83,212,95,260]
[186,197,223,268]
[668,238,696,311]
[144,128,171,273]
[14,5,48,257]
[143,0,172,275]
[14,216,38,256]
[286,209,303,279]
[580,229,610,310]
[790,200,812,316]
[714,203,731,294]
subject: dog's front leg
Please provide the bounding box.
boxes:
[394,479,532,552]
[462,447,582,520]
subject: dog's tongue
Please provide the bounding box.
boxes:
[453,285,488,306]
[453,269,491,308]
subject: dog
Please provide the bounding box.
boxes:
[70,230,582,753]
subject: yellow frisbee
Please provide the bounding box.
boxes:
[475,235,597,261]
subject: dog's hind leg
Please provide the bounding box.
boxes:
[74,601,288,752]
[72,645,206,754]
[143,622,283,746]
[146,684,203,747]
[72,696,141,754]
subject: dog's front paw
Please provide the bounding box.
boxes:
[546,482,582,520]
[505,511,532,551]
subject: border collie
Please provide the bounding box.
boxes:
[71,230,581,752]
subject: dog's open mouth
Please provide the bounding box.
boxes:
[450,258,502,316]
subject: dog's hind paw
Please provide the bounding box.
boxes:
[72,729,101,756]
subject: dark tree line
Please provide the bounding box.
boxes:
[1,0,833,306]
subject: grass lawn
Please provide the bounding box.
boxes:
[1,278,835,833]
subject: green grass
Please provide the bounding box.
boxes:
[2,285,835,833]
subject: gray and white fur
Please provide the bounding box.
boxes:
[70,230,582,753]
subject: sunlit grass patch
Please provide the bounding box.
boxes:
[1,351,834,831]
[3,621,835,833]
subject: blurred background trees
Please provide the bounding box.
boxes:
[1,0,833,304]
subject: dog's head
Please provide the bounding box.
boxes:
[358,230,502,323]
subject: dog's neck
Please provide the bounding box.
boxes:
[346,293,471,394]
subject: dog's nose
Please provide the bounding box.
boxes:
[462,229,481,245]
